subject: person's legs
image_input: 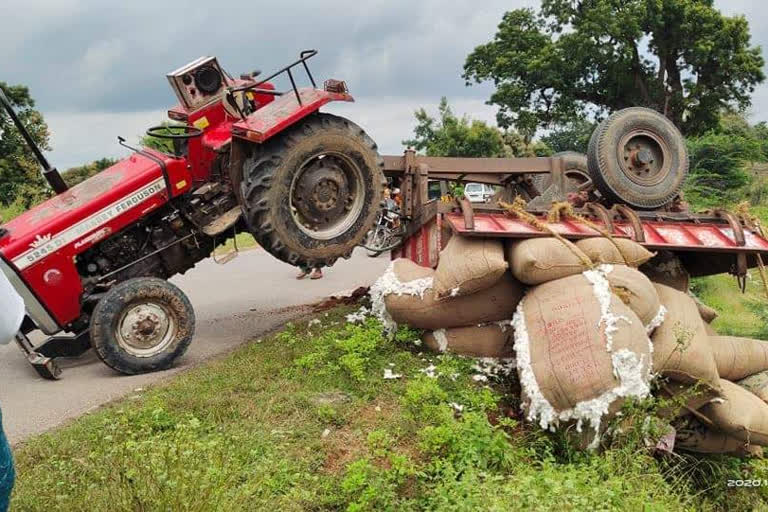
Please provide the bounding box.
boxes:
[0,407,14,512]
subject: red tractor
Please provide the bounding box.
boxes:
[0,50,385,379]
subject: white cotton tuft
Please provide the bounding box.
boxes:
[432,329,448,352]
[369,261,433,332]
[582,264,631,352]
[345,306,370,324]
[645,305,666,335]
[383,368,402,380]
[512,300,559,430]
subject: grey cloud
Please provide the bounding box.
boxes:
[1,0,531,114]
[3,0,766,168]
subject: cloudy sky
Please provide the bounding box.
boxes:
[1,0,765,169]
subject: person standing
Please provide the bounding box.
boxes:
[296,264,323,280]
[0,271,23,512]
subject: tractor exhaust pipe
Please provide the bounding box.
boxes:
[0,87,68,194]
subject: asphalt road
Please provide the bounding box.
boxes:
[0,248,389,443]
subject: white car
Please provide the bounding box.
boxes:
[463,183,495,203]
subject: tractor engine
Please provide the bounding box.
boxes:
[76,202,223,300]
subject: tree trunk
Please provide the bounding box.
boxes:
[664,53,684,128]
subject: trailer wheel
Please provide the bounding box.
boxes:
[240,113,385,268]
[530,151,591,195]
[90,278,195,375]
[587,107,688,209]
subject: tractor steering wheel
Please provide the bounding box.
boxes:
[145,125,204,140]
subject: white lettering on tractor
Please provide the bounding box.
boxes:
[13,179,165,270]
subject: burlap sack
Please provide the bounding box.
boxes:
[641,251,690,291]
[700,378,768,446]
[603,265,661,326]
[383,260,525,330]
[506,238,590,285]
[651,284,720,390]
[423,325,513,358]
[737,370,768,403]
[433,235,506,298]
[574,237,654,267]
[674,416,754,455]
[694,298,718,323]
[521,274,651,413]
[710,336,768,381]
[656,381,720,419]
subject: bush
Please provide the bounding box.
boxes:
[685,132,761,206]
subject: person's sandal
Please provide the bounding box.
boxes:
[309,268,323,280]
[296,270,309,279]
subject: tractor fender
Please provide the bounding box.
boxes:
[230,87,354,145]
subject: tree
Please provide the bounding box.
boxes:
[685,132,759,204]
[63,158,118,187]
[403,97,507,157]
[0,83,52,207]
[403,97,553,159]
[464,1,765,137]
[541,118,596,154]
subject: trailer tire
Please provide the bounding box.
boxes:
[240,113,385,268]
[90,278,195,375]
[530,151,591,196]
[587,107,688,209]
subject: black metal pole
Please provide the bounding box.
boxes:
[0,87,68,194]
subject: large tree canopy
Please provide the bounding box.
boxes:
[0,83,51,207]
[464,0,765,137]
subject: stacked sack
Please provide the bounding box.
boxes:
[642,252,768,456]
[371,235,524,358]
[371,232,768,454]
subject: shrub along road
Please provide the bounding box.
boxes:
[0,247,389,443]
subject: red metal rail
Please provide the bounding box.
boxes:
[443,212,768,255]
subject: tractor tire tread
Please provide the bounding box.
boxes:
[90,277,195,375]
[240,112,385,268]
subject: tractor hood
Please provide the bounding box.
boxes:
[0,153,172,272]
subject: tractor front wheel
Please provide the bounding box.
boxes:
[90,278,195,375]
[239,113,385,268]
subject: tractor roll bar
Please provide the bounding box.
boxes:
[0,87,68,194]
[230,49,319,106]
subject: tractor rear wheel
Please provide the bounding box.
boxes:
[587,107,688,209]
[240,113,385,268]
[90,278,195,375]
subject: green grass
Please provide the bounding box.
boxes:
[692,271,767,338]
[10,306,768,511]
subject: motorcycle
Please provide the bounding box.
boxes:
[361,205,405,257]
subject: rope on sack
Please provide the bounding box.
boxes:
[546,201,641,304]
[546,201,630,266]
[499,197,595,269]
[736,202,768,301]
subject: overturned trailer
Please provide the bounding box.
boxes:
[382,107,768,287]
